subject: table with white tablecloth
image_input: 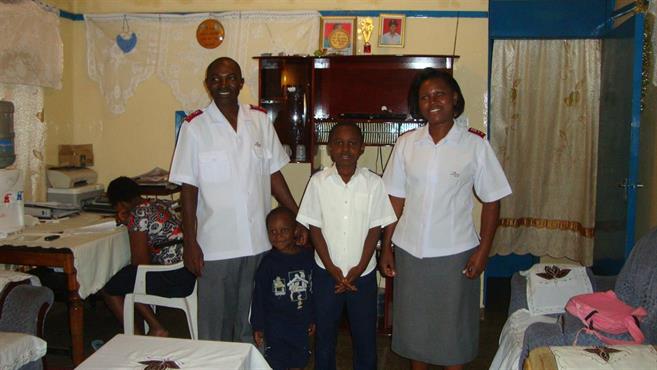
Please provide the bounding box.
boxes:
[0,213,130,365]
[76,334,272,370]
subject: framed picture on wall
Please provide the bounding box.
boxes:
[319,16,356,55]
[378,14,405,48]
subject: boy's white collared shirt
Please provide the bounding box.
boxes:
[297,165,397,276]
[382,124,512,259]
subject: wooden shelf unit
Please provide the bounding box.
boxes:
[254,54,458,169]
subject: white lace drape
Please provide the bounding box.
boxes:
[490,40,601,266]
[86,11,319,113]
[0,84,47,202]
[0,0,63,89]
[85,14,161,115]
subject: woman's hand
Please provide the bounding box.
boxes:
[463,246,488,279]
[378,246,396,277]
[308,323,316,336]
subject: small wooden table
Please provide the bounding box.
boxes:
[0,214,130,365]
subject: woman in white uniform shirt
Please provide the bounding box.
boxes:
[380,68,511,370]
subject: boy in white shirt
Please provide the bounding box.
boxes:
[297,122,397,370]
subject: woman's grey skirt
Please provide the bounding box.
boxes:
[391,246,480,365]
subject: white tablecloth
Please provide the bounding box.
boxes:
[0,270,41,292]
[1,213,130,298]
[490,309,558,370]
[76,334,272,370]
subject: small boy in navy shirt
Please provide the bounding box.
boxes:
[251,207,315,370]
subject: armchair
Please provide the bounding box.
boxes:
[0,281,54,370]
[511,227,657,368]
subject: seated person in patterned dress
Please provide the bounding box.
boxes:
[101,176,196,337]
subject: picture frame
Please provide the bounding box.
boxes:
[378,14,405,48]
[319,16,356,56]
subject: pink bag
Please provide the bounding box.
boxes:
[565,290,648,345]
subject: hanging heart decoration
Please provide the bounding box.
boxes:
[116,15,137,54]
[116,32,137,53]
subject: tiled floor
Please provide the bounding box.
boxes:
[44,278,510,370]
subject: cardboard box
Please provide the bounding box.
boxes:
[58,144,94,167]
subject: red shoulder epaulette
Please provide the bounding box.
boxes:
[250,104,267,114]
[184,110,203,122]
[468,127,486,138]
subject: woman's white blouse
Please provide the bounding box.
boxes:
[382,124,512,258]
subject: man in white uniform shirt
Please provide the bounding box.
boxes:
[169,57,302,342]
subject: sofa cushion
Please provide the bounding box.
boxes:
[0,332,46,370]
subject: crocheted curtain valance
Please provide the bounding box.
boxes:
[0,0,63,89]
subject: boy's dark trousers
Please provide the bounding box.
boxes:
[313,266,377,370]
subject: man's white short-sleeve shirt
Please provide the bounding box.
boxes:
[297,166,397,276]
[169,102,289,261]
[382,124,511,259]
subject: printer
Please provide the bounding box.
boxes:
[46,167,103,207]
[48,167,97,188]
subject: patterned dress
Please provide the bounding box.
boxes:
[128,199,183,265]
[103,199,195,298]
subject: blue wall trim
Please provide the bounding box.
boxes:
[319,10,488,18]
[59,9,83,21]
[57,9,488,21]
[490,0,612,38]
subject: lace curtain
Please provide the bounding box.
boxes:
[490,40,601,266]
[0,0,63,89]
[0,84,47,202]
[86,11,319,113]
[85,14,161,115]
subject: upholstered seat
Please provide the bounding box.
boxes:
[0,281,53,370]
[509,228,657,369]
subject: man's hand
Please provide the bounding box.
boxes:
[378,246,396,277]
[308,324,316,336]
[183,240,204,277]
[254,330,264,347]
[295,223,309,246]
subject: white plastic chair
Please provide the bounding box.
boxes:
[123,261,198,339]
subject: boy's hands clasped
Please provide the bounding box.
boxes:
[327,264,362,293]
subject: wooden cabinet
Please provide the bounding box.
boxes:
[254,55,458,169]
